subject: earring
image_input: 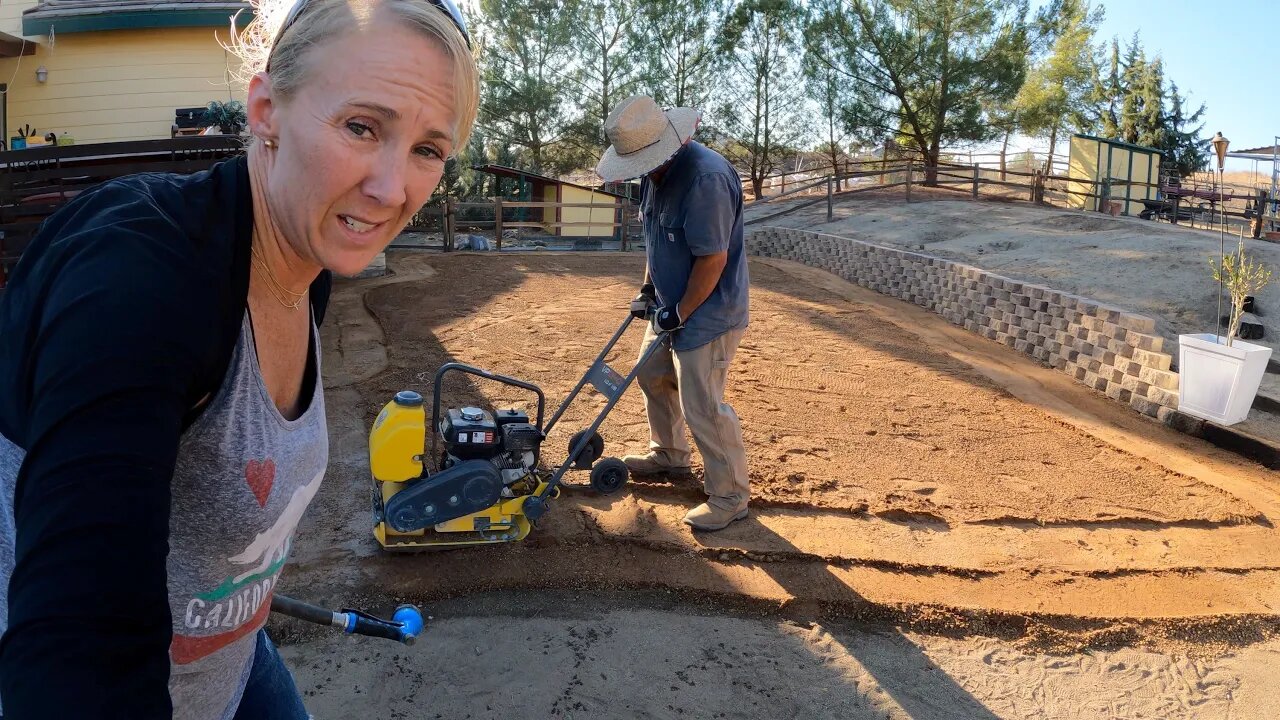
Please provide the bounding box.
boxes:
[263,138,277,149]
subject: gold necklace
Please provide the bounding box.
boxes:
[251,240,307,310]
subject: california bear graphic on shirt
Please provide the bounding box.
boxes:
[170,465,324,665]
[164,311,329,720]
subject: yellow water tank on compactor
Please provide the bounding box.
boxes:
[369,390,427,482]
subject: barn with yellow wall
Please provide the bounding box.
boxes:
[0,0,249,146]
[1067,134,1162,217]
[479,164,627,240]
[558,184,621,237]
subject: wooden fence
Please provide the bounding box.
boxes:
[5,141,1272,287]
[401,196,643,251]
[742,159,1276,238]
[740,151,1074,203]
[0,136,244,289]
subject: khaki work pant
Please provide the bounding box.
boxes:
[635,325,750,512]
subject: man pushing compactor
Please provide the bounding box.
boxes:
[594,95,752,532]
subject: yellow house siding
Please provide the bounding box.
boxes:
[560,185,617,237]
[0,27,245,145]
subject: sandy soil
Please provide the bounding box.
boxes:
[748,190,1280,359]
[273,250,1280,718]
[354,253,1256,527]
[279,590,1280,720]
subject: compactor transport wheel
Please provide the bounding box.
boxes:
[568,429,605,470]
[589,457,629,495]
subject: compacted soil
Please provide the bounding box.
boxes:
[272,251,1280,719]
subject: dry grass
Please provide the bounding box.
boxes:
[1190,170,1276,193]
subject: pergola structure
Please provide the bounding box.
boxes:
[1228,140,1279,235]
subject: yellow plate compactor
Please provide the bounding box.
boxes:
[368,312,670,550]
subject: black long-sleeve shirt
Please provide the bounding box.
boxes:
[0,154,329,718]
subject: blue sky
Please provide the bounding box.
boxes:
[1031,0,1276,172]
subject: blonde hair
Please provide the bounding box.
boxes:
[225,0,479,153]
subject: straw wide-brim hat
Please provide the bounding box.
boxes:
[595,95,701,183]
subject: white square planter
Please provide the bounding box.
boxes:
[1177,333,1273,425]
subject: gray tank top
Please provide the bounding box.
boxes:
[0,310,328,719]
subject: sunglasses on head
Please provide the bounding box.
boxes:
[268,0,471,70]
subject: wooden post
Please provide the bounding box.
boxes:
[905,161,913,202]
[1029,170,1038,202]
[1252,189,1267,239]
[443,197,454,252]
[880,145,888,184]
[827,176,834,221]
[1172,195,1180,225]
[624,199,634,251]
[493,196,504,251]
[972,164,980,199]
[614,200,622,250]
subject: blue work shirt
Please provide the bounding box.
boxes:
[640,141,750,351]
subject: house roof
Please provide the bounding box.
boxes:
[473,164,629,199]
[1233,145,1279,156]
[23,0,251,35]
[1072,133,1162,156]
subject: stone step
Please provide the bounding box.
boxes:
[1254,370,1280,414]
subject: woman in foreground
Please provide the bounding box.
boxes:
[0,0,477,716]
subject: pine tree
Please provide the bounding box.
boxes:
[1081,32,1208,178]
[809,0,1032,185]
[803,30,858,182]
[633,0,722,110]
[1014,0,1103,170]
[476,0,582,174]
[1136,57,1165,149]
[542,0,646,174]
[576,0,643,149]
[432,130,489,202]
[1117,34,1145,143]
[1095,38,1122,138]
[1159,81,1208,177]
[717,0,805,198]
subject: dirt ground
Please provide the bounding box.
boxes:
[274,250,1280,718]
[749,189,1280,442]
[748,190,1280,359]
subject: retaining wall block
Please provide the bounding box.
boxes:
[746,228,1173,422]
[1146,386,1180,408]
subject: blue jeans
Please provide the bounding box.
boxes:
[232,629,309,720]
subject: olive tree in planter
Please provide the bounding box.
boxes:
[205,100,247,135]
[1178,235,1274,425]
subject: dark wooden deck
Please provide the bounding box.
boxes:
[0,136,244,290]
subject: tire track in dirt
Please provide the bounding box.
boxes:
[758,258,1280,522]
[622,475,1262,529]
[297,251,1280,656]
[276,588,1277,720]
[567,493,1280,576]
[285,524,1280,655]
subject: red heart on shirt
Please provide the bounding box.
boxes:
[245,458,275,508]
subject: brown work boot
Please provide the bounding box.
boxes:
[682,502,748,531]
[622,453,692,477]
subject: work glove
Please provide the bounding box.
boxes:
[653,304,684,333]
[630,282,656,320]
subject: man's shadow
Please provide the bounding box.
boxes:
[682,511,1004,720]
